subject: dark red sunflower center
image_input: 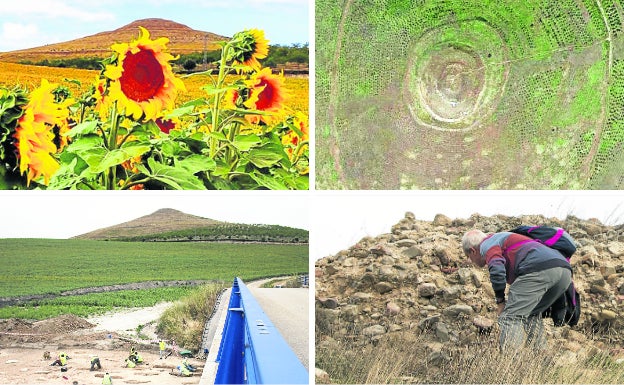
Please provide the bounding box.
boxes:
[119,49,165,102]
[255,80,276,110]
[155,117,175,134]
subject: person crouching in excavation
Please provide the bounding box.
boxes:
[461,229,572,351]
[90,355,102,371]
[176,364,192,377]
[50,352,68,366]
[123,358,136,368]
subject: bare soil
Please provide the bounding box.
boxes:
[0,306,204,385]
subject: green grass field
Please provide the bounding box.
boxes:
[0,238,308,297]
[0,286,197,319]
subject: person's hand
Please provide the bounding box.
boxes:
[496,302,505,315]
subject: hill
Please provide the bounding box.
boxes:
[73,208,224,239]
[72,208,308,243]
[0,18,226,63]
[316,213,624,383]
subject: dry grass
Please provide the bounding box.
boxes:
[316,327,624,384]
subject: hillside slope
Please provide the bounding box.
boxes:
[0,18,226,62]
[73,208,225,240]
[316,212,624,382]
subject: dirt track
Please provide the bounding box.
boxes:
[0,306,204,385]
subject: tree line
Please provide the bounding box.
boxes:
[115,223,309,243]
[19,44,309,72]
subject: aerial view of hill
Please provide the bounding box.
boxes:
[316,0,624,189]
[0,18,226,62]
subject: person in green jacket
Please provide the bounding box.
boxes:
[102,372,112,384]
[50,352,68,366]
[159,339,166,359]
[90,355,102,371]
[177,364,191,377]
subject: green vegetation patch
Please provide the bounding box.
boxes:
[0,286,197,320]
[116,223,308,243]
[0,238,308,297]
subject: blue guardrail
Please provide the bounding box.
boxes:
[215,277,308,384]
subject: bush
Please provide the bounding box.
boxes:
[156,282,227,352]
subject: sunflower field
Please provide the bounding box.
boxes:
[0,27,309,190]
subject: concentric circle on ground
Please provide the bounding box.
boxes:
[405,19,509,132]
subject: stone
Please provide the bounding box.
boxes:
[340,305,359,321]
[386,301,401,315]
[457,268,472,284]
[315,368,330,384]
[608,242,624,258]
[344,257,358,267]
[362,324,386,337]
[370,244,391,256]
[350,292,373,303]
[380,256,395,265]
[472,316,494,332]
[325,265,339,275]
[357,273,376,289]
[418,283,437,298]
[443,304,474,317]
[582,223,604,236]
[471,271,482,288]
[590,284,610,295]
[374,282,394,294]
[418,315,441,330]
[388,324,403,332]
[600,266,617,278]
[317,297,339,309]
[403,246,424,258]
[378,265,396,278]
[434,246,451,265]
[396,239,418,248]
[597,309,617,321]
[435,322,450,342]
[433,214,453,227]
[441,285,462,300]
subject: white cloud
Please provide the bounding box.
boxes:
[0,1,115,22]
[0,22,41,51]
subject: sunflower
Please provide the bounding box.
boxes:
[13,79,72,185]
[282,112,309,159]
[230,29,269,71]
[243,68,287,125]
[104,27,186,121]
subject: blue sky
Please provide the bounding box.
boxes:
[0,0,309,52]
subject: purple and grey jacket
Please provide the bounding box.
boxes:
[479,232,572,299]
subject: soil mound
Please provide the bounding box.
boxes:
[33,314,94,334]
[0,314,94,344]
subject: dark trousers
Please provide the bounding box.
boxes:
[90,358,102,371]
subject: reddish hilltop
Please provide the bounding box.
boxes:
[72,208,225,240]
[0,18,227,63]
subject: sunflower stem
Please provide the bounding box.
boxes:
[210,43,232,159]
[225,122,241,167]
[106,102,120,190]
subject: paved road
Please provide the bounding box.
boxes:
[248,283,309,370]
